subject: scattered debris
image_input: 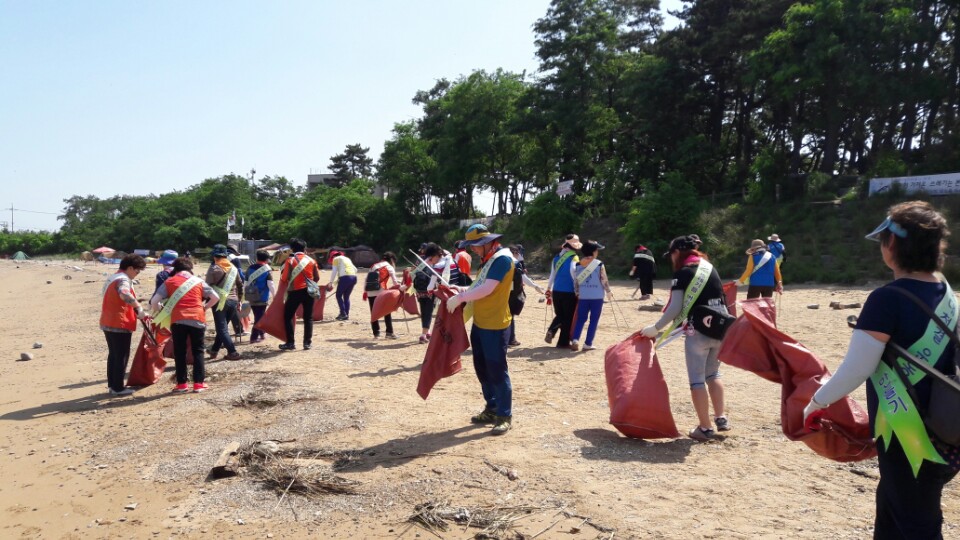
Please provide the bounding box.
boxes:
[483,459,519,481]
[830,302,862,310]
[46,280,53,285]
[32,342,42,349]
[407,501,549,538]
[124,503,138,511]
[235,443,360,496]
[210,442,243,479]
[807,304,819,309]
[63,274,73,280]
[19,353,33,361]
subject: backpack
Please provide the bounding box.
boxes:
[413,269,432,292]
[508,261,526,316]
[244,278,261,301]
[365,265,385,292]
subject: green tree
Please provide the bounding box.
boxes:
[329,144,374,186]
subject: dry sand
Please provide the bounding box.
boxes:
[0,259,957,539]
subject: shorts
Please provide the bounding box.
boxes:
[684,330,722,388]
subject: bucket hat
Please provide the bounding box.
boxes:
[157,250,178,266]
[211,244,230,257]
[460,224,502,247]
[746,239,766,254]
[767,233,782,242]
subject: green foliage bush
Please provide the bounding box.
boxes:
[522,192,582,243]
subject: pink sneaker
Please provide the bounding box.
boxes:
[172,383,190,393]
[193,383,209,393]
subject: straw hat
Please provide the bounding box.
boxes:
[746,239,766,254]
[768,233,781,242]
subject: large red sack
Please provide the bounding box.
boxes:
[605,332,681,439]
[161,327,198,365]
[255,281,290,341]
[417,286,469,399]
[403,292,419,316]
[719,298,876,462]
[371,289,403,322]
[127,325,169,387]
[723,281,738,317]
[295,287,327,321]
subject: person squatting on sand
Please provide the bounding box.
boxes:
[326,249,358,321]
[641,235,731,441]
[206,244,242,360]
[803,201,958,538]
[545,233,581,348]
[279,238,320,351]
[737,239,783,299]
[100,254,150,396]
[150,257,219,393]
[446,224,517,435]
[365,251,404,339]
[570,240,612,352]
[245,250,275,343]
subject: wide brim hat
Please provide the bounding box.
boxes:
[565,234,583,250]
[767,234,781,242]
[460,224,502,247]
[157,249,178,265]
[211,244,230,257]
[746,239,766,254]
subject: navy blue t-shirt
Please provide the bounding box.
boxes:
[855,279,958,426]
[670,263,728,321]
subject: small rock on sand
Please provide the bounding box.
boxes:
[19,353,33,361]
[33,342,42,349]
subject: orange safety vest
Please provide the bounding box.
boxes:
[282,253,317,291]
[100,273,137,331]
[164,273,206,324]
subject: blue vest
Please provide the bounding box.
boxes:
[750,251,777,287]
[552,253,577,293]
[575,262,605,300]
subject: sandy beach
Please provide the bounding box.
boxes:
[1,258,957,539]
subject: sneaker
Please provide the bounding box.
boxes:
[240,331,250,337]
[419,335,429,344]
[335,314,346,321]
[225,352,241,361]
[640,294,651,301]
[303,344,312,350]
[688,426,716,441]
[491,416,512,435]
[715,416,731,432]
[508,339,521,347]
[583,344,596,351]
[278,343,296,351]
[569,341,580,352]
[384,333,398,340]
[544,330,556,344]
[193,382,209,393]
[109,387,135,396]
[207,349,219,360]
[372,333,381,339]
[470,408,497,424]
[172,383,190,393]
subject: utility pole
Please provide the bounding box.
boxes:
[6,205,12,232]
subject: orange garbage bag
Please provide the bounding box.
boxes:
[605,332,680,439]
[295,286,327,321]
[719,298,876,462]
[417,286,468,399]
[370,289,403,322]
[127,324,168,387]
[255,281,290,341]
[723,281,738,317]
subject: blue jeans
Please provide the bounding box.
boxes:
[211,299,238,355]
[336,275,357,317]
[572,298,604,346]
[471,326,512,417]
[250,304,267,340]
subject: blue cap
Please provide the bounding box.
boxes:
[865,216,908,242]
[158,249,178,265]
[211,244,229,257]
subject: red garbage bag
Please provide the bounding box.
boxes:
[161,327,198,365]
[255,281,290,341]
[127,324,169,387]
[605,332,680,439]
[403,292,419,316]
[371,289,403,322]
[417,286,469,399]
[723,281,738,317]
[719,298,876,462]
[295,287,327,321]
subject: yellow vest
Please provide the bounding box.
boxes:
[471,248,515,330]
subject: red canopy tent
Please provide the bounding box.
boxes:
[92,246,116,254]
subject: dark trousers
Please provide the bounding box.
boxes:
[368,296,393,336]
[747,285,775,299]
[211,299,238,354]
[172,323,206,384]
[230,308,242,334]
[283,288,314,346]
[336,276,357,317]
[548,291,578,347]
[636,271,654,295]
[471,326,512,417]
[104,330,132,392]
[250,304,267,340]
[874,436,957,539]
[418,296,435,331]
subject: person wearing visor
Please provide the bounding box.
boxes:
[446,224,516,435]
[803,201,958,538]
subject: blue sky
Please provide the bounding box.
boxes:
[0,1,683,232]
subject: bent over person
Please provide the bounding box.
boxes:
[446,224,516,435]
[100,254,150,396]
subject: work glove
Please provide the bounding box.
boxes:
[446,294,462,314]
[640,325,659,339]
[803,398,829,432]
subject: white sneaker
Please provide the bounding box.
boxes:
[583,344,596,351]
[109,387,135,396]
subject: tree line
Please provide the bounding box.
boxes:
[4,0,958,256]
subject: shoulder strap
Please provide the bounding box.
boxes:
[886,286,960,373]
[751,252,772,274]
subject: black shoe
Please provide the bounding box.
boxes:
[278,343,296,351]
[303,344,312,350]
[335,314,346,321]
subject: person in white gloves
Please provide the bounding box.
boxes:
[803,201,958,538]
[446,224,517,435]
[640,235,731,441]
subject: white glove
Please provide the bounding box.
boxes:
[446,295,462,314]
[640,325,659,338]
